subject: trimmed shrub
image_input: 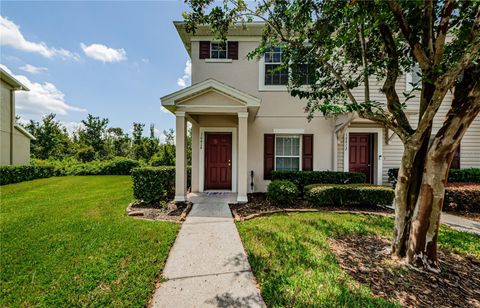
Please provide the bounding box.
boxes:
[267,180,300,206]
[271,170,366,195]
[444,184,480,212]
[101,159,140,175]
[305,184,394,207]
[388,168,480,184]
[448,168,480,183]
[0,165,55,185]
[132,167,176,204]
[131,166,192,204]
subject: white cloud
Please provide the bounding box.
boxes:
[19,64,48,74]
[80,43,127,63]
[0,16,80,60]
[177,60,191,88]
[60,121,85,136]
[0,64,86,116]
[141,58,149,63]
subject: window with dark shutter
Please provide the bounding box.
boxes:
[264,134,275,180]
[302,134,313,171]
[228,41,238,60]
[199,41,210,59]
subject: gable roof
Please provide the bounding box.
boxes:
[0,68,29,91]
[161,78,261,112]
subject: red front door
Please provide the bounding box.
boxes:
[205,133,232,190]
[349,133,373,183]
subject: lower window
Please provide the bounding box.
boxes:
[275,135,301,171]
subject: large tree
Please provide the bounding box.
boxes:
[184,0,480,271]
[25,114,72,160]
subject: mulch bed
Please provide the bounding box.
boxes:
[229,193,393,220]
[126,201,192,222]
[330,235,480,308]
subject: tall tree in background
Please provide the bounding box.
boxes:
[78,114,109,159]
[106,127,131,158]
[184,0,480,271]
[25,114,72,160]
[132,122,146,160]
[144,124,160,161]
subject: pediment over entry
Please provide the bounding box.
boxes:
[161,79,261,116]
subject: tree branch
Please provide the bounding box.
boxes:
[388,0,431,70]
[358,21,370,102]
[434,0,456,65]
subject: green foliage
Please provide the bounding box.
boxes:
[0,165,55,185]
[267,180,299,206]
[32,158,141,176]
[305,184,395,207]
[0,176,179,306]
[78,114,109,159]
[24,114,72,160]
[444,184,480,213]
[448,168,480,183]
[131,167,176,204]
[76,145,96,162]
[388,168,480,184]
[150,144,175,166]
[271,170,366,195]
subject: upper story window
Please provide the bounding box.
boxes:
[264,47,288,86]
[275,135,301,171]
[211,42,227,59]
[199,41,238,60]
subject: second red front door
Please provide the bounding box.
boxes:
[349,133,373,183]
[205,133,232,190]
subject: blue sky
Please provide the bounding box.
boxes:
[1,1,192,139]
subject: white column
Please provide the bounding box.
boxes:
[237,112,248,203]
[175,111,187,202]
[191,122,200,192]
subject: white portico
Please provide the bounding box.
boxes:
[161,79,261,203]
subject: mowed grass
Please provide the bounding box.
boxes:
[0,176,179,307]
[237,212,480,307]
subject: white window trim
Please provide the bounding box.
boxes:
[205,58,233,63]
[258,54,288,92]
[210,41,228,60]
[199,127,237,193]
[343,127,383,185]
[274,135,302,171]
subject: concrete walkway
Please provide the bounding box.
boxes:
[440,212,480,235]
[151,202,265,307]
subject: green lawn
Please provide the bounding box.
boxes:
[0,176,179,307]
[237,212,480,307]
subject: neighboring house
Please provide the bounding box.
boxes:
[1,68,35,166]
[161,22,480,203]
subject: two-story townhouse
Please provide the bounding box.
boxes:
[1,68,34,166]
[161,22,480,203]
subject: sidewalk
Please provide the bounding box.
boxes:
[440,212,480,235]
[151,202,265,307]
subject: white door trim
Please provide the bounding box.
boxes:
[343,127,383,185]
[199,127,238,192]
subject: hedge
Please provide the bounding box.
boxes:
[443,184,480,213]
[271,170,366,195]
[32,158,141,176]
[0,165,55,185]
[267,180,299,206]
[388,168,480,184]
[131,166,192,204]
[132,167,176,204]
[305,184,395,207]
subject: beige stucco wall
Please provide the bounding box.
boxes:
[185,36,479,191]
[0,79,31,165]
